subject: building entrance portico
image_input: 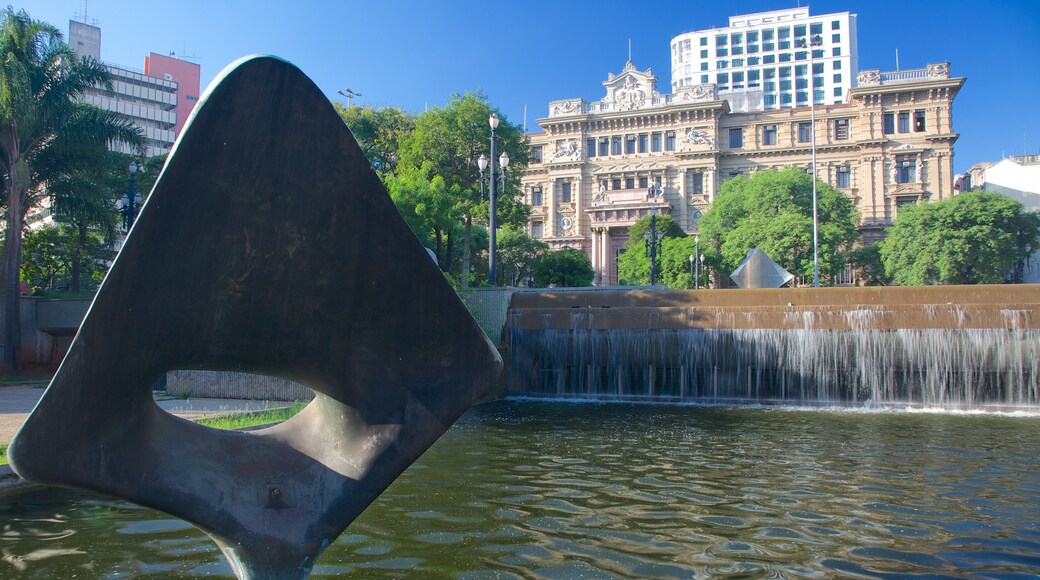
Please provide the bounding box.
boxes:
[588,187,671,284]
[589,227,629,286]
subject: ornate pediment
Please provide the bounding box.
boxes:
[601,60,660,112]
[549,98,585,117]
[891,184,923,196]
[891,143,922,151]
[675,84,718,103]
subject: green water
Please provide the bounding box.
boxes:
[3,400,1040,577]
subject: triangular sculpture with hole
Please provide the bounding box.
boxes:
[10,55,501,580]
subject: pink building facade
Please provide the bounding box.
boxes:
[145,53,202,136]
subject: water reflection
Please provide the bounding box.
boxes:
[2,401,1039,577]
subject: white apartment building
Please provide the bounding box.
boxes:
[670,7,858,112]
[70,20,179,158]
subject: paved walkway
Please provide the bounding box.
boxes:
[0,384,287,445]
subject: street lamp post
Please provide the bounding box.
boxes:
[689,240,705,290]
[337,88,362,108]
[643,208,663,286]
[118,161,142,231]
[479,113,508,285]
[800,34,823,288]
[690,233,702,290]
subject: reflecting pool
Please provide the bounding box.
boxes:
[3,400,1040,577]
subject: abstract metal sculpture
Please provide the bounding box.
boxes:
[9,55,501,579]
[730,248,795,289]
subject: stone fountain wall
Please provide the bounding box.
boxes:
[506,286,1040,408]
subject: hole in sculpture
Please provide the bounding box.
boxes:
[158,369,311,429]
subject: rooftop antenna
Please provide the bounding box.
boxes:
[172,50,201,64]
[523,105,527,133]
[337,87,362,108]
[73,0,99,26]
[628,38,632,62]
[895,48,900,71]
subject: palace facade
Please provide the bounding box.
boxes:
[521,61,963,285]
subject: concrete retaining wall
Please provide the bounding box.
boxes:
[166,371,313,401]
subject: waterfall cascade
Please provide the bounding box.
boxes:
[505,287,1040,408]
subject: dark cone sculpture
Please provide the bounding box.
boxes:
[9,55,501,579]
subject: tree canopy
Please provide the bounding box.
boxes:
[334,104,413,176]
[20,224,112,295]
[533,247,594,288]
[616,213,687,286]
[497,225,548,287]
[395,91,529,286]
[697,168,860,283]
[878,190,1040,285]
[0,7,142,371]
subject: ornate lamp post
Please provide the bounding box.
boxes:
[643,208,663,286]
[118,161,142,230]
[800,33,823,287]
[478,113,509,285]
[689,237,706,290]
[689,233,705,290]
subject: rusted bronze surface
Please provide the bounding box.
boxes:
[9,56,501,579]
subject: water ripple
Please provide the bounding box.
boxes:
[2,401,1039,577]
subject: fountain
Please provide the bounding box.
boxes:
[506,287,1040,408]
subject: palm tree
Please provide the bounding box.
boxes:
[0,8,142,372]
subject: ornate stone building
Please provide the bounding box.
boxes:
[521,61,963,285]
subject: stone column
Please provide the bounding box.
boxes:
[547,178,556,237]
[591,227,600,285]
[678,168,689,230]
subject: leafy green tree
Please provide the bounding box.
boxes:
[533,247,593,288]
[847,244,890,286]
[497,225,548,286]
[397,91,529,286]
[616,213,686,285]
[698,168,860,284]
[21,225,112,295]
[46,151,153,292]
[384,167,460,268]
[334,104,413,175]
[0,8,142,371]
[878,190,1040,285]
[658,235,701,289]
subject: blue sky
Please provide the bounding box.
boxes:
[24,1,1040,174]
